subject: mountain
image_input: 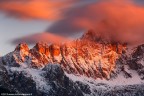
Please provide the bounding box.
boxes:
[1,31,126,79]
[0,31,144,96]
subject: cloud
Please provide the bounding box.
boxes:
[2,0,144,45]
[47,1,97,36]
[47,0,144,45]
[12,32,70,44]
[0,0,73,20]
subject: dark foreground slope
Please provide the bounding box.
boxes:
[0,63,144,96]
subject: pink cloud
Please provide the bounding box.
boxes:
[0,0,73,20]
[12,32,71,44]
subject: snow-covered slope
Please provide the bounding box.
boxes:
[0,63,144,96]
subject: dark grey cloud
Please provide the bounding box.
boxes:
[47,0,99,36]
[47,0,144,37]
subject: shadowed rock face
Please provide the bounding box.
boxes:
[0,88,11,93]
[0,64,90,96]
[0,64,37,95]
[0,63,144,96]
[128,44,144,79]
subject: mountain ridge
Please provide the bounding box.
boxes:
[0,30,144,95]
[1,33,127,79]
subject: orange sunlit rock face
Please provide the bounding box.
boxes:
[49,44,61,57]
[34,42,50,56]
[15,43,29,53]
[10,41,126,79]
[14,43,29,62]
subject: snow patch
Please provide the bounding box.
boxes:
[5,65,51,92]
[65,71,144,86]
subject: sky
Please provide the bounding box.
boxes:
[0,14,51,55]
[0,0,144,55]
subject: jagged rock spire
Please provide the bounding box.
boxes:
[81,30,106,43]
[81,30,97,40]
[33,42,49,55]
[14,43,29,52]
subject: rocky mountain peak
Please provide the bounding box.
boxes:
[14,43,29,62]
[14,43,29,52]
[32,42,49,55]
[81,30,97,41]
[127,44,144,79]
[81,30,109,44]
[132,44,144,59]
